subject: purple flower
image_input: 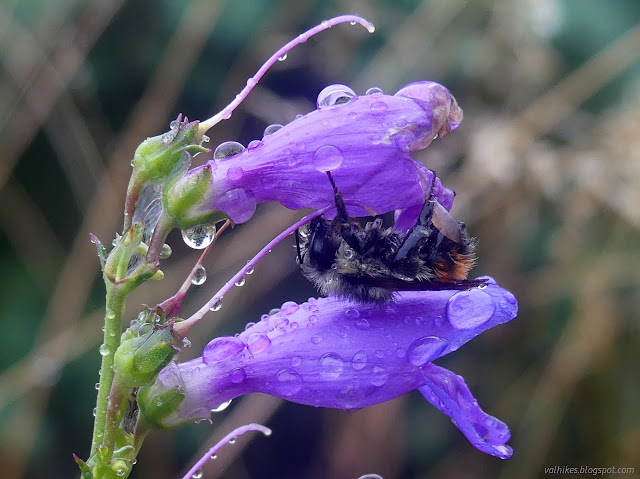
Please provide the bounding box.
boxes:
[142,277,517,459]
[166,82,462,225]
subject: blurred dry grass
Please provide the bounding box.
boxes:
[0,0,638,478]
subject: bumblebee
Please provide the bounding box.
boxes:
[296,171,482,303]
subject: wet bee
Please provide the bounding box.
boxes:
[296,171,483,303]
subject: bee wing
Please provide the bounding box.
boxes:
[374,277,487,292]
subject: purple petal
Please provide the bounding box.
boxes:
[151,278,517,431]
[419,363,513,459]
[189,82,461,223]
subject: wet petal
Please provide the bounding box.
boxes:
[419,363,513,459]
[143,278,517,434]
[188,83,461,223]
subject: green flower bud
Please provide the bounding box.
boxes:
[114,326,179,388]
[137,371,186,429]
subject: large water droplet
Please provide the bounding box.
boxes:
[319,353,344,379]
[247,139,264,151]
[192,470,203,479]
[235,277,245,287]
[247,333,271,354]
[344,308,360,320]
[370,100,388,112]
[317,84,356,108]
[182,224,216,249]
[355,318,370,330]
[278,53,287,61]
[264,124,283,136]
[313,145,344,172]
[215,188,256,224]
[160,243,172,259]
[351,350,367,370]
[275,369,303,396]
[229,367,246,384]
[447,289,495,329]
[211,399,232,412]
[210,300,222,312]
[358,474,383,479]
[391,129,417,153]
[214,141,245,160]
[371,365,388,386]
[227,166,244,182]
[365,87,383,95]
[203,336,244,363]
[191,264,206,285]
[99,344,110,356]
[407,336,448,366]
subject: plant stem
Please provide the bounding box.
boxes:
[91,283,127,455]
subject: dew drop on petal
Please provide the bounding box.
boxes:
[277,53,287,62]
[99,344,110,356]
[246,265,255,275]
[227,166,245,182]
[182,224,216,249]
[446,289,495,329]
[235,277,245,287]
[365,87,383,95]
[192,470,203,479]
[247,139,264,151]
[406,336,449,366]
[313,145,344,172]
[355,318,369,330]
[203,336,244,363]
[247,333,271,354]
[211,399,232,412]
[308,315,318,324]
[317,84,356,108]
[281,301,300,314]
[291,356,302,367]
[275,368,303,396]
[191,264,207,285]
[264,124,283,136]
[229,367,246,384]
[370,100,388,112]
[344,308,360,320]
[371,366,388,386]
[351,350,367,370]
[105,309,115,320]
[214,141,245,160]
[210,300,223,312]
[309,304,319,313]
[319,353,344,379]
[311,334,323,344]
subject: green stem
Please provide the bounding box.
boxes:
[91,284,127,455]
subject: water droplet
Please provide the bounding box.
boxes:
[370,100,388,112]
[210,300,223,312]
[343,248,354,259]
[321,20,329,27]
[246,77,256,87]
[317,84,356,108]
[211,399,232,412]
[276,317,289,330]
[365,87,383,95]
[311,334,323,344]
[215,187,256,223]
[351,350,367,370]
[264,124,283,136]
[371,366,388,386]
[407,336,449,366]
[99,344,110,356]
[229,439,236,444]
[92,407,97,417]
[182,224,216,249]
[344,308,360,320]
[447,289,495,329]
[246,265,255,275]
[116,468,126,477]
[95,382,100,390]
[105,309,115,320]
[269,308,281,316]
[281,301,300,314]
[355,318,370,330]
[160,243,172,259]
[235,277,245,287]
[375,350,384,359]
[358,474,383,479]
[433,315,444,326]
[309,304,319,313]
[277,53,287,62]
[247,139,264,151]
[390,129,417,152]
[313,145,344,172]
[203,336,244,363]
[275,369,303,396]
[291,356,302,367]
[191,264,207,285]
[290,321,299,329]
[227,166,245,182]
[210,455,217,461]
[308,315,318,324]
[214,141,245,160]
[229,367,246,384]
[247,333,271,354]
[245,322,256,331]
[192,470,203,479]
[319,353,344,379]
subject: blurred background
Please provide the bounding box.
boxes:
[1,0,639,478]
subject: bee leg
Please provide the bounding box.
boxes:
[295,229,303,264]
[326,171,349,224]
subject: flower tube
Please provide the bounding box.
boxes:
[139,277,517,459]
